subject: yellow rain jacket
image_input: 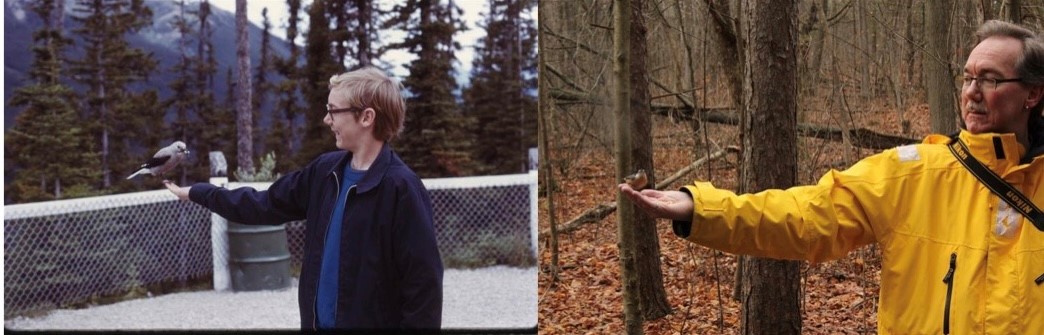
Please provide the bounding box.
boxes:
[674,130,1044,334]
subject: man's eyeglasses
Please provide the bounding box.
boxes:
[961,75,1023,91]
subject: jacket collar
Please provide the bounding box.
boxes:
[1023,116,1044,163]
[327,143,393,193]
[958,130,1026,165]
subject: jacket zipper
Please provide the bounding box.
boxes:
[334,185,355,326]
[942,252,956,335]
[1036,272,1044,286]
[314,171,342,330]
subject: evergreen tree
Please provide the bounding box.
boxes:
[191,0,233,181]
[387,0,475,177]
[167,0,197,184]
[68,0,160,190]
[269,0,304,172]
[5,0,99,203]
[463,0,538,175]
[295,0,342,166]
[351,0,380,68]
[328,0,383,70]
[253,7,273,159]
[156,0,225,183]
[328,0,352,67]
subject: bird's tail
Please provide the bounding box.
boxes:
[126,168,149,180]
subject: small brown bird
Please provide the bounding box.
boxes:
[623,169,648,190]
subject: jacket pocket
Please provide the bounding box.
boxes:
[942,252,956,335]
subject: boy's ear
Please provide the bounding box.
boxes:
[362,108,376,126]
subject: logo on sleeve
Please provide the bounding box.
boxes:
[897,145,920,162]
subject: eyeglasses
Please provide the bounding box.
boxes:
[961,75,1023,91]
[326,104,364,119]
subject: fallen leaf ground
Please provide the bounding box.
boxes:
[538,104,932,334]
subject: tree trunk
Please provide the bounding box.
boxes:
[356,0,373,67]
[977,0,993,21]
[538,3,560,284]
[627,0,672,321]
[807,0,828,94]
[1006,0,1021,23]
[235,0,254,172]
[925,0,958,134]
[701,0,744,116]
[613,0,642,332]
[737,1,802,334]
[905,1,918,85]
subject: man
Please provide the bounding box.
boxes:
[165,67,443,330]
[621,20,1044,334]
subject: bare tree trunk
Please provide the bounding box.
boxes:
[856,2,871,100]
[701,0,744,115]
[626,0,672,321]
[925,0,958,134]
[906,1,919,85]
[807,0,827,95]
[614,0,642,332]
[701,0,749,303]
[978,0,993,22]
[235,0,254,172]
[538,4,560,284]
[701,2,753,302]
[1006,0,1022,23]
[738,1,802,334]
[98,39,110,188]
[674,0,703,151]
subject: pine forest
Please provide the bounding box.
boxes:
[4,0,538,204]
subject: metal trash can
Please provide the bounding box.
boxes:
[227,222,291,291]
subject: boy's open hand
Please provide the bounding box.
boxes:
[163,180,190,201]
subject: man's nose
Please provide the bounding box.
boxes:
[962,80,983,101]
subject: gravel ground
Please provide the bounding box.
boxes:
[5,266,536,331]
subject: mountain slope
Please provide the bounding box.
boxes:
[4,0,292,128]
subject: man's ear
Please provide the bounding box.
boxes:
[1029,85,1044,110]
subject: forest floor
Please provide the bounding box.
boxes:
[537,102,933,334]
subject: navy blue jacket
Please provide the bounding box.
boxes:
[189,144,443,330]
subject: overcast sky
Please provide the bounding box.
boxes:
[208,0,487,82]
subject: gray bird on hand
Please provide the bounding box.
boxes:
[126,141,190,180]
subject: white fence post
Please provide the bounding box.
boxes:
[528,169,538,256]
[210,177,230,291]
[209,151,231,291]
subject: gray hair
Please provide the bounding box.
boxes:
[974,20,1044,116]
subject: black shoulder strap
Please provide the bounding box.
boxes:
[948,138,1044,231]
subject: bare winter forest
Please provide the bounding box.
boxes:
[537,0,1044,334]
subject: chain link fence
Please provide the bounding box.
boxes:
[4,191,213,318]
[4,172,537,318]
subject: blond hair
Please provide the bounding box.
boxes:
[329,67,406,142]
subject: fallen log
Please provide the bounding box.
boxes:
[539,146,739,239]
[652,105,919,150]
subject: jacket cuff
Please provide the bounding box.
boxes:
[672,186,696,238]
[672,181,729,239]
[188,182,218,205]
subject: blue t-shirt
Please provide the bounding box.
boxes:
[316,164,366,329]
